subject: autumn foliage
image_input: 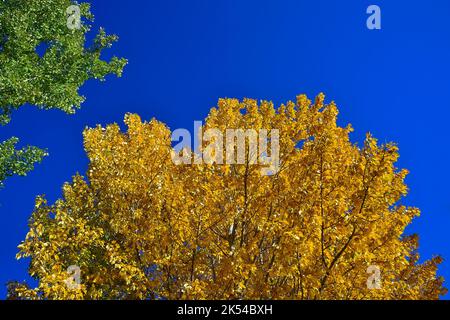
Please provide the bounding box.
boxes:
[9,94,446,300]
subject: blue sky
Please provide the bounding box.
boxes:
[1,0,449,299]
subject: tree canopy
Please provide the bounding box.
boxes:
[0,0,126,187]
[9,94,446,300]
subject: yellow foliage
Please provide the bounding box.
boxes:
[9,94,446,300]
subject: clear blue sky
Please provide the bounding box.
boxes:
[1,0,449,299]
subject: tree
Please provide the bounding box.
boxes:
[9,94,446,300]
[0,0,127,187]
